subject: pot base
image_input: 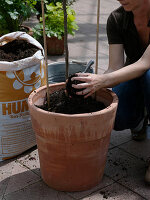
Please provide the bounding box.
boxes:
[39,136,109,192]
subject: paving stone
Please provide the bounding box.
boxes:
[67,175,114,199]
[73,0,98,18]
[0,159,16,182]
[73,0,120,24]
[108,143,114,150]
[118,168,150,200]
[70,22,106,41]
[69,44,108,71]
[82,182,144,200]
[68,33,109,55]
[17,147,41,176]
[23,15,38,28]
[105,147,145,181]
[0,158,40,198]
[0,179,10,200]
[4,180,74,200]
[119,139,150,162]
[68,44,97,62]
[110,129,132,146]
[0,160,16,200]
[100,0,120,16]
[4,161,41,195]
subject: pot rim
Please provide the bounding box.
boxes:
[28,82,118,117]
[47,61,84,66]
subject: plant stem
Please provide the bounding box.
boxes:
[95,0,100,74]
[63,0,69,80]
[41,0,50,109]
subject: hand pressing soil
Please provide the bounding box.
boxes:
[66,60,94,98]
[66,73,84,98]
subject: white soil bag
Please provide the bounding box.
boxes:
[0,32,45,161]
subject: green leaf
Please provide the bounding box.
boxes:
[8,11,19,20]
[5,0,13,5]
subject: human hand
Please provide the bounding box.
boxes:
[71,73,107,98]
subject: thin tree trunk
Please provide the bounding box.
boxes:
[41,0,50,108]
[63,0,69,80]
[95,0,100,74]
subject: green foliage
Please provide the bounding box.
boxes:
[29,0,75,17]
[0,0,33,35]
[47,0,76,6]
[33,2,78,40]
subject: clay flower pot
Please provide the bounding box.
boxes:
[28,82,118,191]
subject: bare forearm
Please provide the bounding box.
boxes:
[71,46,150,97]
[104,58,149,88]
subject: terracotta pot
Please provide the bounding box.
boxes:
[28,82,118,191]
[46,36,64,55]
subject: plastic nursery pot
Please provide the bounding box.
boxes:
[48,61,93,83]
[28,82,118,192]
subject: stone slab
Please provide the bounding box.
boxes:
[110,129,132,146]
[82,182,145,200]
[17,147,41,177]
[67,175,114,199]
[4,180,74,200]
[105,147,145,181]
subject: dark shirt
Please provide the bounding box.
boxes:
[107,6,150,65]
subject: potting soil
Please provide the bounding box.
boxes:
[38,89,106,114]
[0,39,39,62]
[0,32,45,161]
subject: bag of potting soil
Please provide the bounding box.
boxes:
[0,32,46,161]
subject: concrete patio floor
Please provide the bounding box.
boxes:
[1,0,150,199]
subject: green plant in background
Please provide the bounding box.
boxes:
[49,0,76,6]
[32,2,78,41]
[30,0,76,19]
[0,0,33,35]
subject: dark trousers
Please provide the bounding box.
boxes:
[112,70,150,130]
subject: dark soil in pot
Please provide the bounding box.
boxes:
[38,88,105,114]
[37,73,106,114]
[38,71,106,115]
[0,39,39,62]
